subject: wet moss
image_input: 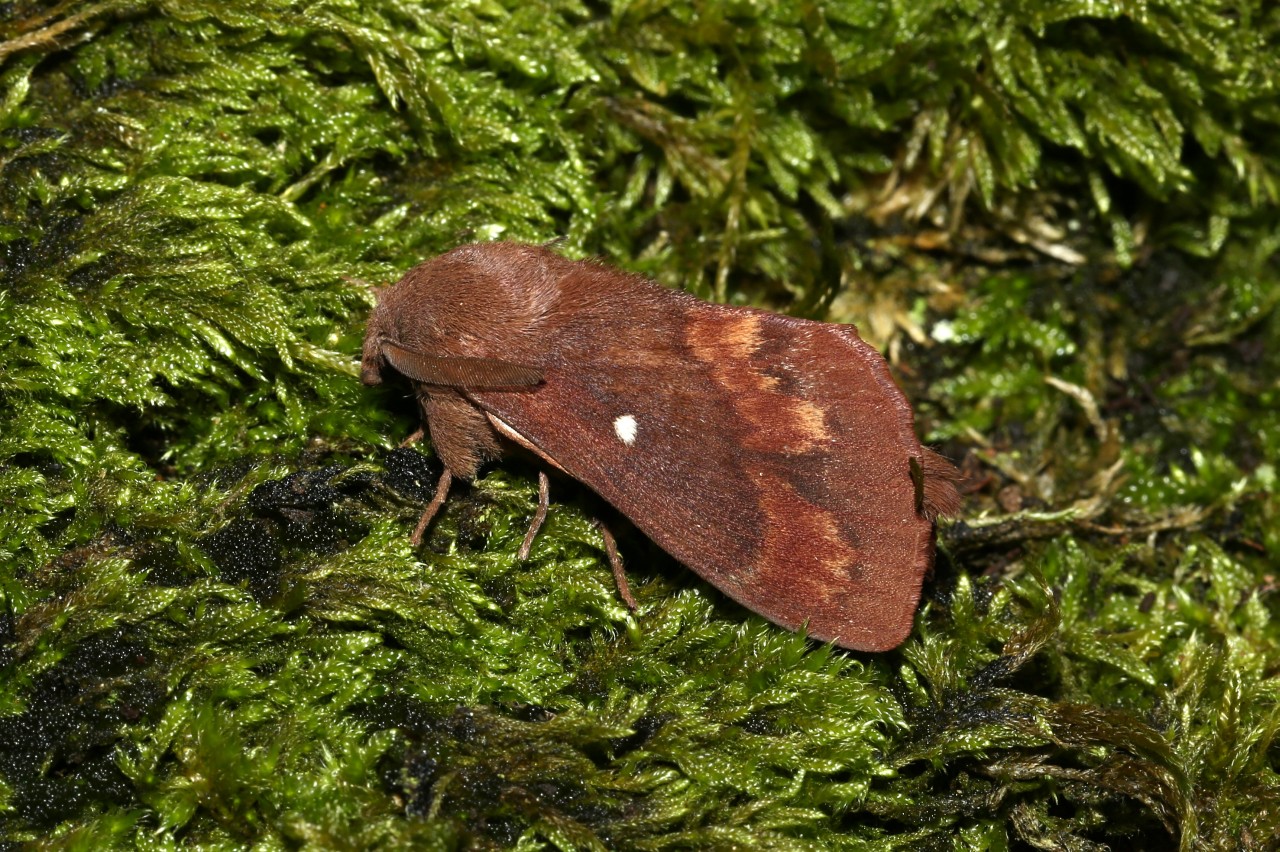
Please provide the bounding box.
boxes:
[2,1,1279,848]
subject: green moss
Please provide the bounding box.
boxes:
[2,0,1279,848]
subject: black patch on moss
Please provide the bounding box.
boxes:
[381,448,440,500]
[449,489,495,553]
[0,598,14,670]
[248,466,344,514]
[134,539,193,587]
[198,464,377,600]
[610,712,672,757]
[200,458,259,492]
[361,699,632,844]
[246,465,364,551]
[199,517,283,602]
[0,626,162,830]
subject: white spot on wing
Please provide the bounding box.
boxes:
[613,414,638,446]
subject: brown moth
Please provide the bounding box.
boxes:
[362,242,961,651]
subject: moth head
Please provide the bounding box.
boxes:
[361,243,572,393]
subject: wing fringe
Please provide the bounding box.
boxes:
[918,447,963,520]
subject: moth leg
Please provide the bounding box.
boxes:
[410,468,453,547]
[400,426,425,448]
[596,520,636,611]
[517,470,550,561]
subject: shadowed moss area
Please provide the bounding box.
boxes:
[1,1,1278,848]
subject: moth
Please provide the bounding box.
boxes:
[362,242,961,651]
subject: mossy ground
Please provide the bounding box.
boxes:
[1,1,1278,849]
